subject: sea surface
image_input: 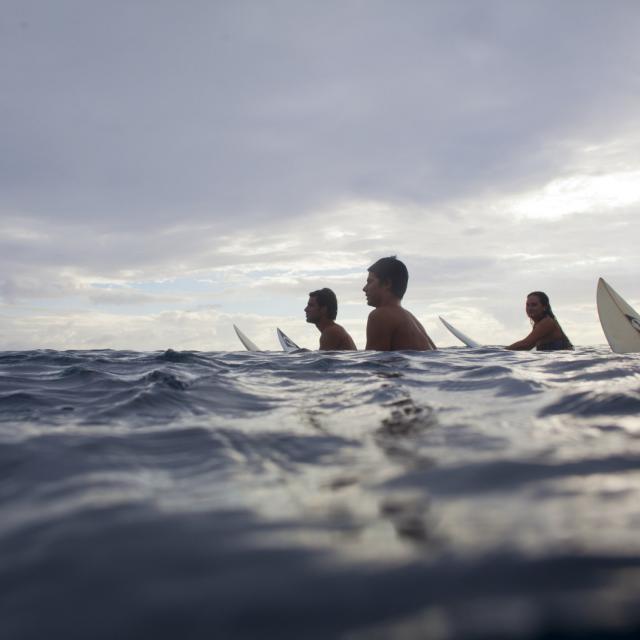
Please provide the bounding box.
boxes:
[1,346,640,639]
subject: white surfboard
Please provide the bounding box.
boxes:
[233,324,261,352]
[596,278,640,354]
[439,316,481,348]
[276,328,300,352]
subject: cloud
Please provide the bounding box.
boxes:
[86,288,188,307]
[0,307,285,352]
[2,1,640,348]
[3,1,640,229]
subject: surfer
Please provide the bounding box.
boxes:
[363,256,436,351]
[507,291,573,351]
[305,288,357,350]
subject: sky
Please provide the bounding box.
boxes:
[2,0,640,351]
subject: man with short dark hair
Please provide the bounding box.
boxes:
[363,256,436,351]
[305,288,357,350]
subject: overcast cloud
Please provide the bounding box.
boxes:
[2,0,639,350]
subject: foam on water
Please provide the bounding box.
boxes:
[1,347,640,639]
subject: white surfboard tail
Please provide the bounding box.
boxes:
[276,328,300,352]
[233,324,261,352]
[439,316,481,348]
[596,278,640,354]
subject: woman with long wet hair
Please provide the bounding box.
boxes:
[507,291,573,351]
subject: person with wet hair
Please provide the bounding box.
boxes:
[363,256,436,351]
[507,291,573,351]
[305,288,357,350]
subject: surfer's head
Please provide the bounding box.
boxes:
[366,256,408,301]
[526,291,554,321]
[306,288,338,322]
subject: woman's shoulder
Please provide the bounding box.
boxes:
[535,316,557,329]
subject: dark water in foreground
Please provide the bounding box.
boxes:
[1,347,640,639]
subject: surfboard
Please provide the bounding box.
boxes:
[233,324,261,352]
[276,328,300,352]
[439,316,481,348]
[596,278,640,354]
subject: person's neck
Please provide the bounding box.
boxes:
[376,294,402,308]
[315,317,335,332]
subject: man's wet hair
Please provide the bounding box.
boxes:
[368,256,408,299]
[309,288,338,320]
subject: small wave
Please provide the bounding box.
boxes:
[141,369,190,391]
[439,375,544,397]
[382,453,640,496]
[0,391,53,409]
[540,388,640,417]
[55,365,109,383]
[156,349,218,366]
[460,364,514,378]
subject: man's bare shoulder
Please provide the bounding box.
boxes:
[405,309,427,329]
[323,324,344,338]
[320,322,357,350]
[368,306,399,321]
[366,306,403,350]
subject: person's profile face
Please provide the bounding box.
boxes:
[526,295,546,321]
[363,272,384,307]
[305,296,322,323]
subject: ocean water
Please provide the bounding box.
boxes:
[1,346,640,639]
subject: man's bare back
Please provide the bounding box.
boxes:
[366,306,435,351]
[320,322,357,350]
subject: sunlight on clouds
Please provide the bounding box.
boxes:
[323,228,356,240]
[214,199,396,267]
[572,256,619,268]
[509,170,640,219]
[0,308,291,351]
[217,235,300,257]
[2,191,635,348]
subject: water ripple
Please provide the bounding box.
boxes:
[1,346,640,638]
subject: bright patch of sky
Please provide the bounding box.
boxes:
[510,170,640,220]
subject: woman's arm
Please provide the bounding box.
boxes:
[507,317,555,350]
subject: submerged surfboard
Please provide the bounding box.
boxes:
[439,316,481,348]
[276,328,300,352]
[233,324,261,352]
[596,278,640,354]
